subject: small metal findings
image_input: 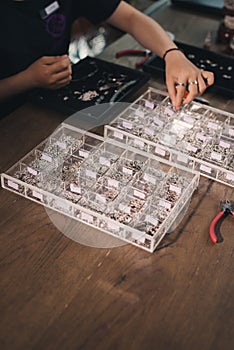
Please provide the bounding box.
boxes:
[188,54,195,59]
[146,225,158,236]
[15,170,39,185]
[62,191,80,203]
[78,90,99,102]
[157,209,169,223]
[123,160,144,171]
[222,74,232,79]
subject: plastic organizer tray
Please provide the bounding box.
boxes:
[142,41,234,97]
[105,87,234,188]
[1,123,199,253]
[33,56,150,115]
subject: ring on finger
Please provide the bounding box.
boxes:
[175,82,186,87]
[188,80,198,85]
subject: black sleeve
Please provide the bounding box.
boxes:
[73,0,121,24]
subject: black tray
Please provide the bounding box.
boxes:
[142,41,234,98]
[171,0,223,16]
[33,56,150,115]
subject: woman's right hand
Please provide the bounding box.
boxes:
[26,55,72,90]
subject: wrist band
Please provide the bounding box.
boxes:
[162,47,183,60]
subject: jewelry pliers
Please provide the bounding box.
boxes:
[209,200,234,243]
[115,49,152,68]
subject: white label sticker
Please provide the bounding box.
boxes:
[155,146,166,157]
[165,107,174,116]
[219,140,230,149]
[146,215,158,226]
[122,121,133,130]
[200,164,212,174]
[211,151,222,161]
[41,153,52,162]
[79,149,89,158]
[7,180,19,190]
[81,212,93,223]
[70,183,81,194]
[27,167,38,176]
[133,190,145,199]
[208,122,218,130]
[107,178,119,188]
[107,221,119,231]
[159,199,171,210]
[119,203,131,214]
[122,167,133,175]
[32,190,43,201]
[196,133,207,142]
[170,184,182,195]
[145,100,154,109]
[228,128,234,137]
[45,1,59,16]
[183,115,195,124]
[134,139,145,148]
[113,131,124,140]
[226,172,234,181]
[187,144,197,153]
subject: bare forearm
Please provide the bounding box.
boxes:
[0,70,34,102]
[0,55,72,102]
[108,2,177,57]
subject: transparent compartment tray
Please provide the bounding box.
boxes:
[105,87,234,188]
[1,123,199,253]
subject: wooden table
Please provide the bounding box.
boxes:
[0,3,233,350]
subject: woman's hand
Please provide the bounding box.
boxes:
[165,50,214,110]
[26,55,72,90]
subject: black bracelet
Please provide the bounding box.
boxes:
[162,47,183,61]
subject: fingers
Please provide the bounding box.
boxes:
[168,70,214,109]
[174,82,187,109]
[40,55,69,65]
[53,69,72,84]
[51,56,72,75]
[182,70,214,105]
[166,54,214,109]
[166,78,177,108]
[42,55,72,88]
[182,77,199,105]
[201,70,215,87]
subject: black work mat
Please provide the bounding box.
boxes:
[33,56,150,115]
[142,41,234,98]
[171,0,223,15]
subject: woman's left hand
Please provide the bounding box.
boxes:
[165,49,214,109]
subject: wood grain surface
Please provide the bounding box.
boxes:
[0,3,234,350]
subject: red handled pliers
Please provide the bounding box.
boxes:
[209,200,234,243]
[115,49,152,68]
